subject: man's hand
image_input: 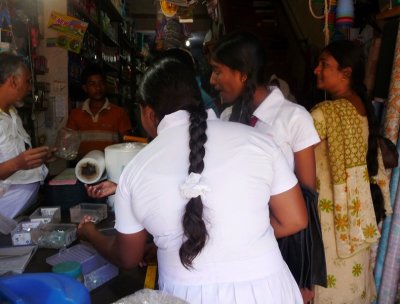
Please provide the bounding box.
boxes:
[45,147,58,163]
[85,181,117,198]
[14,146,49,171]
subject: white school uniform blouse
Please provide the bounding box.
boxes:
[114,110,303,303]
[221,87,320,171]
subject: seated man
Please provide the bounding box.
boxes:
[0,53,52,219]
[66,64,132,159]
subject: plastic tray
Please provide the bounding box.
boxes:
[46,243,118,291]
[30,207,61,224]
[31,223,76,249]
[70,203,107,224]
[11,221,42,246]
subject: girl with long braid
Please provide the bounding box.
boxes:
[311,40,391,303]
[78,57,308,303]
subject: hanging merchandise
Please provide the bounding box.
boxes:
[48,11,88,54]
[0,0,16,52]
[166,0,197,6]
[308,0,332,45]
[335,0,354,28]
[160,0,178,18]
[328,0,336,37]
[178,5,194,23]
[163,18,186,49]
[205,0,218,23]
[374,21,400,304]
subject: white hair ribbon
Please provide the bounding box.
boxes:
[180,172,211,200]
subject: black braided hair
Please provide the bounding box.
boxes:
[138,57,209,269]
[180,102,208,269]
[211,32,269,125]
[324,40,385,223]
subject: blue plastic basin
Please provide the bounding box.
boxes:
[0,273,90,304]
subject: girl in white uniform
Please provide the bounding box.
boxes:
[209,32,323,302]
[77,58,307,303]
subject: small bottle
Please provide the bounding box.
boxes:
[52,261,84,283]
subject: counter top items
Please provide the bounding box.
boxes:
[48,168,77,186]
[52,261,84,283]
[105,143,146,183]
[75,150,106,184]
[0,212,17,235]
[0,273,90,304]
[31,223,77,249]
[11,221,41,246]
[112,288,188,304]
[29,206,61,224]
[0,245,37,276]
[70,203,108,224]
[54,128,80,161]
[47,243,118,291]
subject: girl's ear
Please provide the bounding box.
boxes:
[240,73,248,83]
[140,105,159,138]
[82,84,88,93]
[8,75,17,89]
[342,67,352,79]
[149,107,159,126]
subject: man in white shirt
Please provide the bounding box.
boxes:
[0,53,51,219]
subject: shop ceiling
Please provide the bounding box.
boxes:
[125,0,211,34]
[125,0,283,48]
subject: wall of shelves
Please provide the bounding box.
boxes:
[67,0,136,112]
[31,0,141,174]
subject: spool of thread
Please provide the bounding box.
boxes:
[75,150,106,184]
[52,261,84,283]
[336,0,353,28]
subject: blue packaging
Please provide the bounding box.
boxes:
[0,273,90,304]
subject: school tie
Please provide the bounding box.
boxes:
[250,115,258,127]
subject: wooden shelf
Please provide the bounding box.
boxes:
[103,0,123,22]
[377,7,400,20]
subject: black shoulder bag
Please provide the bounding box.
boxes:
[277,185,327,289]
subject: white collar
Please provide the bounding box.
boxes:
[253,86,285,125]
[82,98,111,114]
[157,109,218,135]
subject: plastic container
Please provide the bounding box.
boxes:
[54,127,80,160]
[52,261,84,283]
[47,243,118,291]
[104,142,146,183]
[0,273,90,304]
[30,206,61,224]
[11,221,41,246]
[31,223,77,249]
[75,150,106,184]
[70,203,108,224]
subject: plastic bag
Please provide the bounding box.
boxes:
[54,128,80,160]
[112,289,188,304]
